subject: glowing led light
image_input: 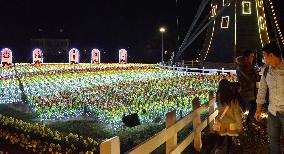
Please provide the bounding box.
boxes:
[69,48,80,64]
[256,0,270,46]
[32,48,43,64]
[159,27,166,33]
[1,48,13,68]
[259,17,265,30]
[257,0,263,7]
[199,2,216,62]
[91,49,101,64]
[119,49,127,64]
[256,0,263,46]
[203,20,215,61]
[267,0,283,45]
[211,5,217,17]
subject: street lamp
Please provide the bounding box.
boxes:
[159,27,166,63]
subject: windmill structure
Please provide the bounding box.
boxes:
[174,0,283,66]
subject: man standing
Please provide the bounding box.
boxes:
[236,50,259,124]
[255,41,284,154]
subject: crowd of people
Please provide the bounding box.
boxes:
[213,41,284,154]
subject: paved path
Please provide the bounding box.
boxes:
[201,119,273,154]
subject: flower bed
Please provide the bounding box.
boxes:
[0,114,98,153]
[1,64,237,129]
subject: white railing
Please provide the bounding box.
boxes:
[159,65,236,74]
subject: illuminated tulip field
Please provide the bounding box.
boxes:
[0,63,237,128]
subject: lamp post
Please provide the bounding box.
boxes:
[159,27,166,63]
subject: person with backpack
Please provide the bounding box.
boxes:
[213,79,243,154]
[255,41,284,154]
[235,50,260,125]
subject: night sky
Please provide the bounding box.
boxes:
[0,0,283,63]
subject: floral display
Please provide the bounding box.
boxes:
[0,114,98,153]
[1,63,237,129]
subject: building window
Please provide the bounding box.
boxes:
[221,16,230,28]
[242,1,252,14]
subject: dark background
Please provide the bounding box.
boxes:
[0,0,283,63]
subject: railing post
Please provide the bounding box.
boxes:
[192,97,202,151]
[208,91,215,132]
[166,110,177,154]
[100,136,120,154]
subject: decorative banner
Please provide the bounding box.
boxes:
[91,49,100,64]
[119,49,127,64]
[69,48,80,64]
[32,48,43,64]
[1,48,12,68]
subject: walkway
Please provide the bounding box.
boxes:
[195,119,271,154]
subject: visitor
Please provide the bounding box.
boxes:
[235,50,260,125]
[255,41,284,154]
[213,79,243,154]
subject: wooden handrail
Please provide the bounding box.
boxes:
[100,91,217,154]
[100,136,120,154]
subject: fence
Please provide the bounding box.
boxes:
[159,65,236,74]
[100,91,218,154]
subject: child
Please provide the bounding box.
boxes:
[214,79,243,154]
